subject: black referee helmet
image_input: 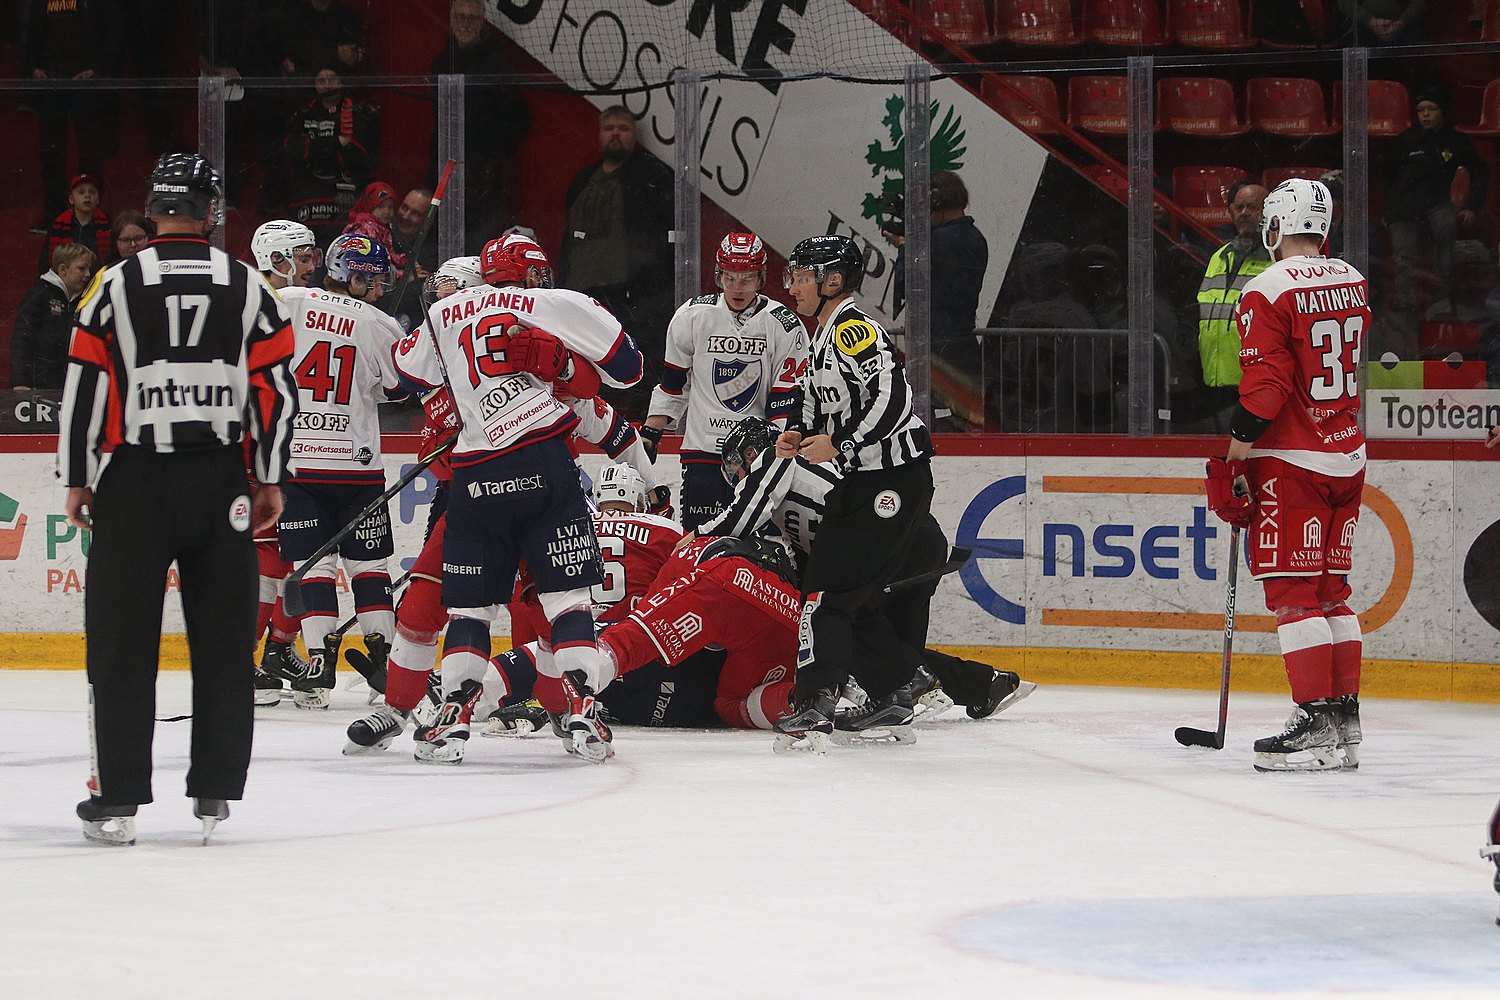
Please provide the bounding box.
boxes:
[145,152,222,222]
[786,235,864,294]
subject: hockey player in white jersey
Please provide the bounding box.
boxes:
[277,234,407,708]
[251,220,321,290]
[642,232,808,530]
[393,232,642,762]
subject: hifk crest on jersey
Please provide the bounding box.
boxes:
[713,357,762,412]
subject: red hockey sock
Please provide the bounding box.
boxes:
[1276,610,1334,703]
[269,595,300,645]
[1325,605,1362,698]
[385,662,431,713]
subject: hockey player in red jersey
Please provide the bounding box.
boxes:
[1204,177,1370,772]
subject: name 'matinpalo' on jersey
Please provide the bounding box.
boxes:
[58,234,300,488]
[799,299,932,472]
[697,451,838,557]
[394,285,642,467]
[1235,255,1372,477]
[281,286,405,485]
[648,293,809,465]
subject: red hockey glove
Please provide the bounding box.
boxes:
[507,326,570,381]
[1205,457,1252,529]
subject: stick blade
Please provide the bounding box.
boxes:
[281,578,307,618]
[1174,726,1224,750]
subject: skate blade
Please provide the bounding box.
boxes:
[82,817,137,846]
[201,816,221,846]
[995,680,1039,715]
[254,691,282,708]
[1338,743,1361,769]
[342,736,396,756]
[481,719,540,738]
[292,690,332,711]
[772,730,829,754]
[913,689,955,723]
[565,730,615,763]
[830,726,918,747]
[412,740,466,765]
[1253,747,1343,772]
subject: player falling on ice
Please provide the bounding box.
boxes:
[1204,177,1369,772]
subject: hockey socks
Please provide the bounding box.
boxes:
[1325,601,1362,698]
[1275,610,1334,704]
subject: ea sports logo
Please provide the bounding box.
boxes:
[228,495,251,533]
[874,490,901,519]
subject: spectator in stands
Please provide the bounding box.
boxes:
[111,210,154,262]
[20,0,122,230]
[283,67,380,247]
[383,187,436,328]
[560,105,675,418]
[343,182,397,247]
[1385,85,1489,324]
[198,0,296,211]
[431,0,532,252]
[11,243,96,392]
[1338,1,1426,45]
[40,174,111,273]
[1197,181,1270,420]
[886,170,989,432]
[282,0,364,77]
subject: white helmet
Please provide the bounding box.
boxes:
[251,220,318,274]
[425,256,485,299]
[592,462,648,511]
[1261,178,1332,253]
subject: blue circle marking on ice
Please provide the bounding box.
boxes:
[952,894,1500,990]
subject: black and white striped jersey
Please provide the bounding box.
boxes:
[798,297,932,472]
[696,451,840,556]
[58,234,300,488]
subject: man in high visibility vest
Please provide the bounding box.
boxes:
[1197,181,1271,417]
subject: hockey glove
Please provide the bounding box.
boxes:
[507,326,571,381]
[1204,457,1252,529]
[646,485,672,518]
[638,423,664,462]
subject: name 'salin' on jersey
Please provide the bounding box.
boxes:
[1235,256,1372,475]
[282,286,404,482]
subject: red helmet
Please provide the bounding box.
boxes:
[715,232,766,280]
[481,234,554,288]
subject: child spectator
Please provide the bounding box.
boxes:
[110,210,155,262]
[12,243,97,391]
[41,174,111,272]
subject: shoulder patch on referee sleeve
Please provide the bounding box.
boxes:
[76,268,105,311]
[834,318,878,356]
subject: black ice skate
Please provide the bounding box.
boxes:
[1331,693,1362,769]
[253,666,283,707]
[262,639,309,685]
[343,705,411,755]
[904,665,955,722]
[77,797,137,846]
[772,688,837,754]
[413,679,483,764]
[1252,701,1342,772]
[481,699,551,737]
[560,673,613,764]
[193,798,229,845]
[834,684,917,745]
[344,633,389,705]
[291,645,335,710]
[967,669,1038,720]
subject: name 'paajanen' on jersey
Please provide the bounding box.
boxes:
[438,289,537,326]
[1293,284,1368,314]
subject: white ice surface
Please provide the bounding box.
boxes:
[2,670,1499,999]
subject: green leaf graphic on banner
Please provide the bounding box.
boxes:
[0,491,19,528]
[861,95,968,231]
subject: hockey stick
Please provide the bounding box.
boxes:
[329,566,413,642]
[1174,525,1240,750]
[385,159,455,313]
[281,441,453,618]
[883,546,973,594]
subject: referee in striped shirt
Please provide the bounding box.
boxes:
[772,235,935,743]
[59,153,300,846]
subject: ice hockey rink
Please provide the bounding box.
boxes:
[2,669,1498,999]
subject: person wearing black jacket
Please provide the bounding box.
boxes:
[282,67,380,247]
[11,243,95,391]
[1385,85,1489,319]
[559,106,675,415]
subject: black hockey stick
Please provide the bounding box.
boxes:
[883,546,973,594]
[1175,526,1240,750]
[281,441,453,618]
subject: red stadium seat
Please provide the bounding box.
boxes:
[1332,80,1411,137]
[849,0,909,41]
[983,75,1063,134]
[1157,77,1250,136]
[1082,0,1167,46]
[1172,166,1247,226]
[1457,79,1500,138]
[1246,78,1340,136]
[1253,0,1334,48]
[1081,164,1130,203]
[927,0,999,45]
[996,0,1080,46]
[1068,75,1130,135]
[1263,166,1336,190]
[1485,0,1500,42]
[1166,0,1254,49]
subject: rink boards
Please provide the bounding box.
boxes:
[1,434,1497,699]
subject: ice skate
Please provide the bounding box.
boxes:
[194,798,229,845]
[904,666,954,722]
[967,669,1037,720]
[291,647,334,710]
[262,639,310,685]
[343,705,411,755]
[560,674,613,763]
[1332,693,1362,769]
[481,699,550,737]
[1253,701,1343,772]
[833,685,917,745]
[772,688,837,754]
[412,679,483,765]
[77,798,137,846]
[253,666,283,707]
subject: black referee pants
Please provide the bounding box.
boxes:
[85,446,258,806]
[796,460,934,702]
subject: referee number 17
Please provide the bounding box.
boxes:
[165,293,211,347]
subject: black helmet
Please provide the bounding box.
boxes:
[695,534,799,586]
[785,234,864,294]
[145,152,221,222]
[720,416,777,484]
